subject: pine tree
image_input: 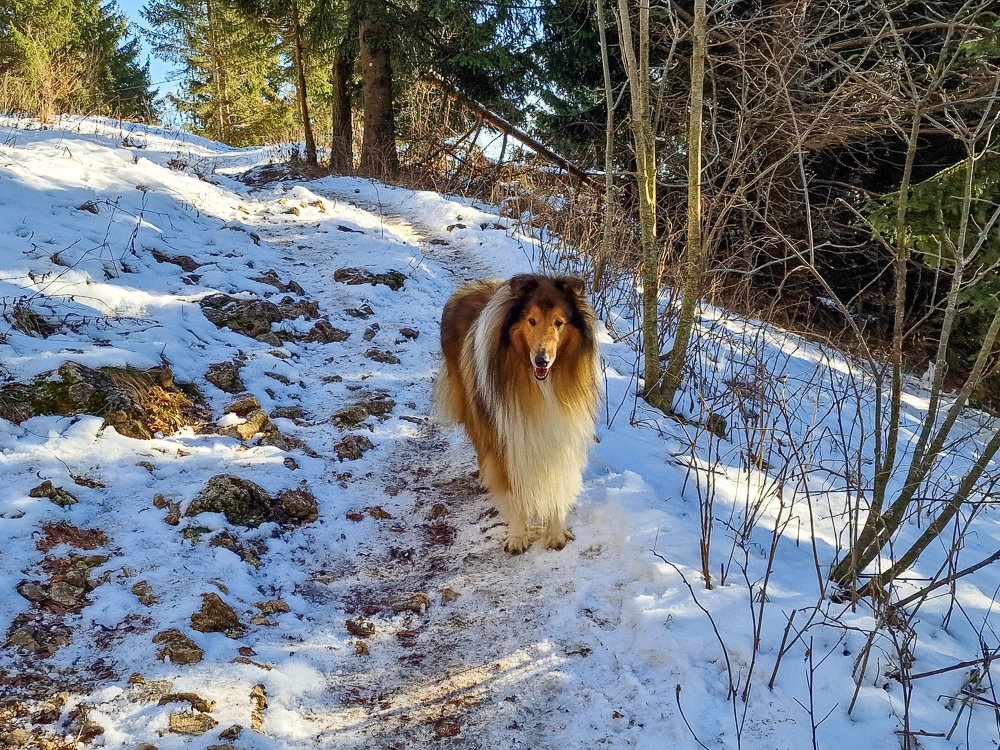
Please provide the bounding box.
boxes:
[144,0,291,146]
[74,0,155,119]
[232,0,320,163]
[0,0,155,120]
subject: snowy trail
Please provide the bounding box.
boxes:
[246,179,642,748]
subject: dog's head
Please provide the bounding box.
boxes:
[503,274,594,382]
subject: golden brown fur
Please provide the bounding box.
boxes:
[433,274,600,553]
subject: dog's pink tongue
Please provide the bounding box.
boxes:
[534,367,549,381]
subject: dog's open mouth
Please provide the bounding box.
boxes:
[534,366,550,381]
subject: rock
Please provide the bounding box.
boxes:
[199,294,283,340]
[335,435,375,461]
[218,725,242,741]
[0,361,200,436]
[224,393,260,417]
[209,530,239,553]
[190,593,246,639]
[15,581,50,603]
[219,409,274,441]
[283,457,299,470]
[263,371,293,385]
[270,406,304,420]
[136,745,158,750]
[440,588,460,603]
[28,480,78,507]
[205,360,245,393]
[250,269,287,292]
[168,711,218,735]
[207,745,239,750]
[274,488,318,524]
[332,405,370,429]
[152,629,204,664]
[185,475,273,527]
[360,392,395,417]
[333,268,406,291]
[304,320,350,343]
[47,580,88,607]
[345,304,374,319]
[164,502,181,525]
[131,580,157,606]
[256,332,284,346]
[365,506,393,520]
[151,249,201,272]
[363,324,379,341]
[288,280,306,295]
[5,613,72,656]
[255,599,290,615]
[399,327,419,340]
[158,692,216,712]
[258,431,314,455]
[279,298,320,320]
[345,619,375,638]
[365,348,400,365]
[392,592,429,614]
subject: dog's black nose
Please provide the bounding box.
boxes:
[535,352,549,368]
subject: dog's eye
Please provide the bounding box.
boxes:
[555,320,564,328]
[528,318,537,326]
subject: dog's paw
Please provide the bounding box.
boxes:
[504,533,533,555]
[544,528,575,551]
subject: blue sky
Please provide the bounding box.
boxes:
[117,0,183,102]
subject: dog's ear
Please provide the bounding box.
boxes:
[509,274,540,298]
[554,276,586,300]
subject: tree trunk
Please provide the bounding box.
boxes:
[617,0,661,407]
[358,13,398,178]
[330,37,355,174]
[205,0,227,143]
[290,0,317,166]
[593,0,615,294]
[658,0,708,412]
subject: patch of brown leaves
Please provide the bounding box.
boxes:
[36,523,109,552]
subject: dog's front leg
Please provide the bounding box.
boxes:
[501,501,533,555]
[542,514,575,551]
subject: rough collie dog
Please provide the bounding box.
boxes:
[432,274,600,554]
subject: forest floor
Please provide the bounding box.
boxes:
[1,117,999,750]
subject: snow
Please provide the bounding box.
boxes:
[1,115,999,749]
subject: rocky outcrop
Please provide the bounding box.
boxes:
[184,474,318,527]
[0,362,204,438]
[333,268,406,291]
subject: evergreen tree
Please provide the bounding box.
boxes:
[74,0,155,119]
[0,0,155,120]
[143,0,291,146]
[232,0,320,163]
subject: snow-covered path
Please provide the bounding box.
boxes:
[237,179,671,748]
